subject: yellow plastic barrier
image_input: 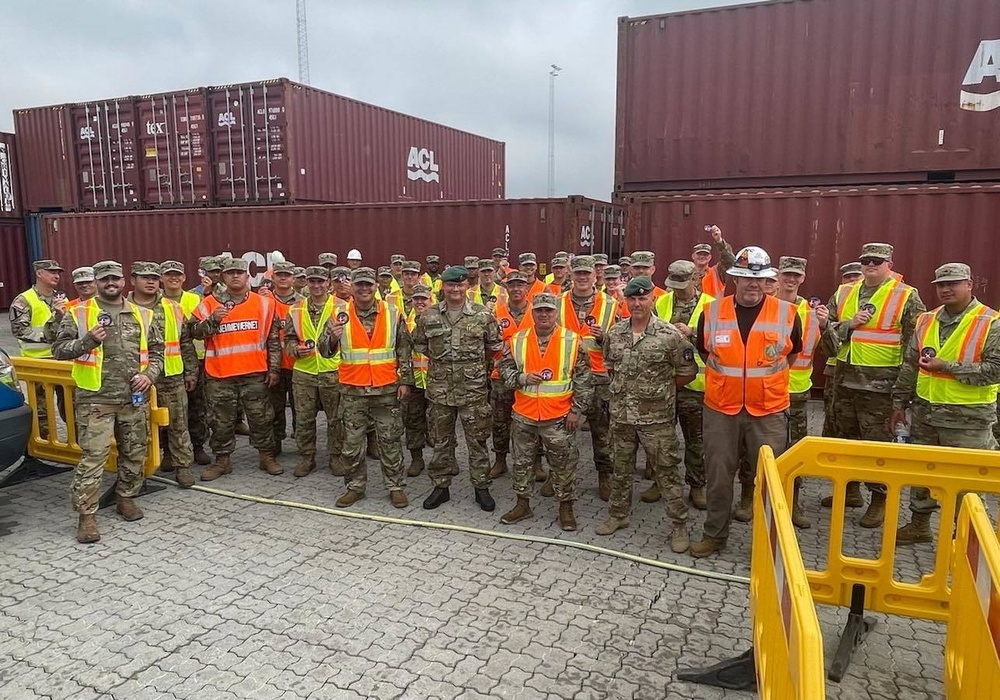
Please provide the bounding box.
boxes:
[945,494,1000,699]
[751,445,826,699]
[13,357,167,476]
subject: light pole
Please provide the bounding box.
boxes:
[548,64,561,197]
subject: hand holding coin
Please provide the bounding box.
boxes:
[211,303,232,321]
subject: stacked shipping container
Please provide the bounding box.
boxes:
[0,133,28,308]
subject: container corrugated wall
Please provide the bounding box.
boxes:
[616,0,1000,192]
[0,221,29,309]
[0,133,22,220]
[72,98,141,210]
[13,105,78,212]
[136,89,213,208]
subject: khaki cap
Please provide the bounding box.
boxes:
[630,251,655,267]
[412,283,432,298]
[201,256,223,272]
[293,266,306,278]
[318,253,338,266]
[161,260,184,274]
[778,256,807,276]
[531,292,559,310]
[519,252,537,265]
[352,267,378,284]
[94,260,124,279]
[33,259,64,272]
[665,260,696,290]
[402,260,422,273]
[222,257,249,272]
[692,243,713,254]
[860,242,894,259]
[593,253,608,265]
[377,266,392,277]
[304,265,329,280]
[933,262,972,284]
[840,262,862,276]
[390,254,405,264]
[272,261,296,274]
[464,256,480,268]
[571,255,595,272]
[131,261,161,277]
[505,270,529,284]
[71,266,95,283]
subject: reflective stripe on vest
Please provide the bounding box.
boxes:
[19,288,54,358]
[789,299,820,394]
[558,291,615,375]
[406,310,428,390]
[290,296,339,375]
[915,302,1000,406]
[836,278,912,367]
[71,300,150,391]
[161,297,186,377]
[340,300,399,387]
[492,303,534,380]
[511,326,580,422]
[654,291,713,392]
[197,294,273,379]
[703,295,796,416]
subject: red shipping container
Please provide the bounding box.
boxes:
[616,0,1000,192]
[40,197,622,287]
[72,98,141,210]
[13,105,78,212]
[0,133,22,219]
[209,78,505,205]
[0,220,29,310]
[136,89,213,208]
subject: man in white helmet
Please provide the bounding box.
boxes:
[690,246,803,558]
[346,249,363,271]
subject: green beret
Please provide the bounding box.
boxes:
[623,276,654,297]
[441,266,469,283]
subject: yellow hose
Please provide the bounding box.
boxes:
[150,476,751,586]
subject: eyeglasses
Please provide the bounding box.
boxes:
[859,257,886,267]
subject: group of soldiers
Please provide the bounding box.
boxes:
[9,230,999,556]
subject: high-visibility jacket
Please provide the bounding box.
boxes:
[527,279,547,301]
[71,299,151,391]
[272,295,296,371]
[558,291,616,376]
[493,302,534,380]
[655,290,714,392]
[173,290,204,360]
[288,296,340,375]
[915,301,1000,406]
[385,289,406,312]
[18,288,54,358]
[700,266,725,299]
[510,326,581,422]
[703,295,797,416]
[160,297,187,377]
[789,299,821,394]
[339,300,400,388]
[196,293,274,379]
[469,284,501,308]
[836,278,915,367]
[406,309,428,389]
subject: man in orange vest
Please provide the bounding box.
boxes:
[692,225,737,299]
[690,246,803,558]
[497,292,593,531]
[258,260,302,456]
[319,267,414,508]
[191,257,283,481]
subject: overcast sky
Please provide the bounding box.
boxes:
[2,0,754,201]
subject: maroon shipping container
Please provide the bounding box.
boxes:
[0,220,29,310]
[72,97,141,210]
[13,105,78,212]
[136,89,213,208]
[0,133,22,219]
[209,79,505,206]
[40,197,622,286]
[616,0,1000,192]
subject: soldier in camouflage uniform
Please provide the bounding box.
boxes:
[292,267,307,296]
[187,255,224,457]
[892,263,1000,543]
[596,277,698,552]
[404,284,433,477]
[318,267,414,508]
[127,262,199,488]
[691,226,737,297]
[498,292,593,530]
[52,260,164,544]
[44,266,97,343]
[261,260,303,453]
[194,255,224,297]
[411,265,503,512]
[325,266,355,471]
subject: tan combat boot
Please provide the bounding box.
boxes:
[859,491,887,528]
[821,481,864,508]
[533,458,547,482]
[76,515,100,544]
[640,483,661,503]
[390,491,408,508]
[791,480,811,529]
[489,453,507,478]
[670,524,690,554]
[689,486,707,510]
[598,473,612,502]
[115,496,144,522]
[201,454,232,481]
[500,496,533,524]
[193,446,212,466]
[896,512,933,545]
[595,516,629,536]
[690,536,726,558]
[336,490,365,507]
[407,449,426,477]
[293,457,316,478]
[558,501,577,531]
[175,466,195,489]
[733,482,754,522]
[259,451,283,476]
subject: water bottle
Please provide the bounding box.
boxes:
[893,421,910,444]
[131,391,146,407]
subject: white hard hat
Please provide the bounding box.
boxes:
[347,249,362,261]
[727,246,777,278]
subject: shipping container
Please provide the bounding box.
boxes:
[13,105,78,212]
[616,0,1000,193]
[0,221,30,310]
[40,196,622,287]
[209,78,505,206]
[72,97,141,210]
[0,133,22,219]
[136,89,213,208]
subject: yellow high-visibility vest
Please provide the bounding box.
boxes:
[789,299,821,394]
[654,290,713,392]
[915,302,1000,406]
[289,296,341,375]
[71,300,151,391]
[160,297,186,377]
[18,288,54,358]
[836,278,914,367]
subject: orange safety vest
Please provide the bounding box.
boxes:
[558,291,616,375]
[493,302,535,379]
[703,295,797,416]
[273,295,296,371]
[701,266,725,299]
[339,300,400,388]
[526,278,547,301]
[196,293,274,379]
[510,326,581,422]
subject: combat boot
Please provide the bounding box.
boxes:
[336,490,365,507]
[540,475,555,498]
[733,483,754,522]
[201,455,231,481]
[558,501,577,531]
[407,449,426,477]
[193,446,212,466]
[859,491,887,528]
[489,453,507,478]
[115,496,144,522]
[423,487,451,510]
[259,451,283,476]
[500,496,533,524]
[640,483,661,503]
[821,481,864,508]
[533,458,546,482]
[329,454,348,476]
[595,516,629,536]
[390,491,408,508]
[690,536,726,558]
[670,524,690,554]
[896,512,933,545]
[159,453,175,473]
[76,515,100,544]
[598,472,612,502]
[293,457,316,478]
[689,486,707,510]
[792,481,811,529]
[175,466,195,489]
[475,488,496,512]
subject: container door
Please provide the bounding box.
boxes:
[138,91,213,207]
[73,100,141,210]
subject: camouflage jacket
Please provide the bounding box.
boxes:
[8,287,58,351]
[694,239,736,294]
[127,292,198,385]
[411,300,502,406]
[52,298,165,405]
[189,290,282,374]
[602,316,698,425]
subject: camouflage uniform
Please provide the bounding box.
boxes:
[693,239,736,296]
[52,286,165,514]
[602,316,699,524]
[271,289,303,446]
[188,255,222,451]
[9,281,68,432]
[411,299,503,489]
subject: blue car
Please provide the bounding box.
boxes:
[0,346,32,470]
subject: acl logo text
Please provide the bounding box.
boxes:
[407,147,440,183]
[961,39,1000,112]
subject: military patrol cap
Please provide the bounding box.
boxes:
[630,251,655,267]
[571,255,595,272]
[505,270,529,284]
[377,266,392,278]
[304,265,329,280]
[293,266,306,278]
[519,252,537,265]
[491,247,507,257]
[933,262,972,284]
[618,256,632,266]
[318,252,338,266]
[778,256,807,276]
[665,260,697,290]
[463,256,480,269]
[131,261,161,277]
[390,254,405,264]
[72,266,95,283]
[200,255,222,272]
[531,292,559,310]
[593,253,609,265]
[603,264,622,280]
[330,265,351,281]
[402,260,422,273]
[412,283,432,298]
[692,243,713,254]
[33,259,64,272]
[860,242,894,260]
[425,255,440,264]
[94,260,124,279]
[551,256,568,268]
[160,260,185,274]
[477,259,496,272]
[624,276,655,297]
[272,261,296,274]
[352,267,377,284]
[840,262,863,276]
[222,257,249,273]
[441,266,469,283]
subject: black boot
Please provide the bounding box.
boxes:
[422,487,451,510]
[475,488,496,512]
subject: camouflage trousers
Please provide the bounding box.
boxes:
[35,383,68,440]
[608,421,686,524]
[270,368,296,444]
[833,386,893,494]
[822,373,840,438]
[157,377,193,467]
[584,381,612,474]
[789,391,810,444]
[676,389,705,488]
[72,402,148,515]
[490,379,514,456]
[428,400,492,489]
[510,416,579,502]
[204,373,275,456]
[187,360,209,449]
[292,370,341,463]
[403,387,429,451]
[340,392,404,494]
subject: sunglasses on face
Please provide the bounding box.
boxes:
[859,257,886,267]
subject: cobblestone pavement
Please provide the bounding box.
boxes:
[0,327,947,699]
